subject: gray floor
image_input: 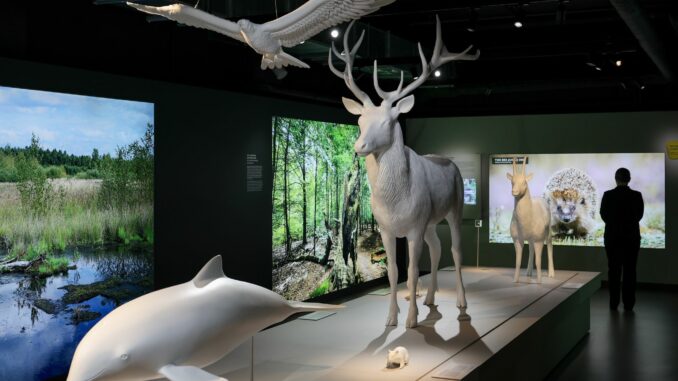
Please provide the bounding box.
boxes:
[546,288,678,381]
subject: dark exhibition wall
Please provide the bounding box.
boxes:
[0,56,353,290]
[407,112,677,285]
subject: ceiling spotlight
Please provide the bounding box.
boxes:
[514,20,523,28]
[615,60,623,67]
[330,29,339,38]
[434,70,441,78]
[595,66,602,71]
[300,40,305,44]
[640,84,646,90]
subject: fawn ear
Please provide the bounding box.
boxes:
[506,173,513,181]
[342,97,363,115]
[526,173,534,181]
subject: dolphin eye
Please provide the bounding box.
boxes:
[120,354,129,361]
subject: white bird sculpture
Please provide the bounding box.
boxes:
[126,0,395,70]
[66,255,344,381]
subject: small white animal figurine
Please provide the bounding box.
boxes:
[126,0,394,69]
[329,17,479,327]
[387,346,410,369]
[66,255,343,381]
[507,157,555,283]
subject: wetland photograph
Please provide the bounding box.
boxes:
[0,85,154,381]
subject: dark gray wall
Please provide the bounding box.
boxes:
[0,57,353,289]
[407,112,678,285]
[406,112,678,284]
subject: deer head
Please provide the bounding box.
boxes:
[329,17,479,157]
[506,157,533,197]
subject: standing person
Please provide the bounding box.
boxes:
[600,168,644,311]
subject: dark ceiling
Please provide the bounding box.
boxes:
[1,0,677,116]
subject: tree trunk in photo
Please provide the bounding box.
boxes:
[272,117,279,208]
[313,152,318,253]
[325,164,330,228]
[283,125,291,255]
[301,159,307,247]
[335,169,339,223]
[341,155,361,274]
[321,219,333,265]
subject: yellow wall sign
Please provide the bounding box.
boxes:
[668,141,678,160]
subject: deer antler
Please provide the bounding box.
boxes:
[512,157,517,174]
[522,156,527,174]
[328,20,374,106]
[373,15,479,105]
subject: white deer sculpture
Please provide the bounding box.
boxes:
[328,17,479,327]
[507,157,555,283]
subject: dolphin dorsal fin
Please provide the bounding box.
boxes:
[193,255,226,288]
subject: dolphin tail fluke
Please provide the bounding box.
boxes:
[288,301,345,312]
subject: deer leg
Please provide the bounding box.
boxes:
[527,244,535,278]
[382,230,399,326]
[547,238,555,278]
[527,240,534,277]
[513,239,524,283]
[423,225,441,306]
[448,213,469,321]
[533,240,544,283]
[405,231,424,328]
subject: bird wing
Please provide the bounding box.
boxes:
[262,0,394,47]
[126,2,245,42]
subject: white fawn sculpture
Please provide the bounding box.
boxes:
[329,17,479,327]
[507,157,555,283]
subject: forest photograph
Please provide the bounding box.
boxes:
[0,85,154,381]
[272,117,386,301]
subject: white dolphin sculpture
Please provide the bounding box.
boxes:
[67,255,343,381]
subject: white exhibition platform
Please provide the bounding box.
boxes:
[206,267,600,381]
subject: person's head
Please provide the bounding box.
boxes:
[615,167,631,186]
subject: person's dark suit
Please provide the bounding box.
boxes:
[600,185,644,310]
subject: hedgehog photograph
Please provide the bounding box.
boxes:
[544,168,597,239]
[489,153,665,249]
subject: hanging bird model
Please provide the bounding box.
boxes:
[127,0,395,69]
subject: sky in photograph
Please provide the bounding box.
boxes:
[0,85,154,156]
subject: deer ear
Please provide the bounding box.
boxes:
[342,97,363,115]
[506,173,513,180]
[526,173,534,181]
[394,95,415,114]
